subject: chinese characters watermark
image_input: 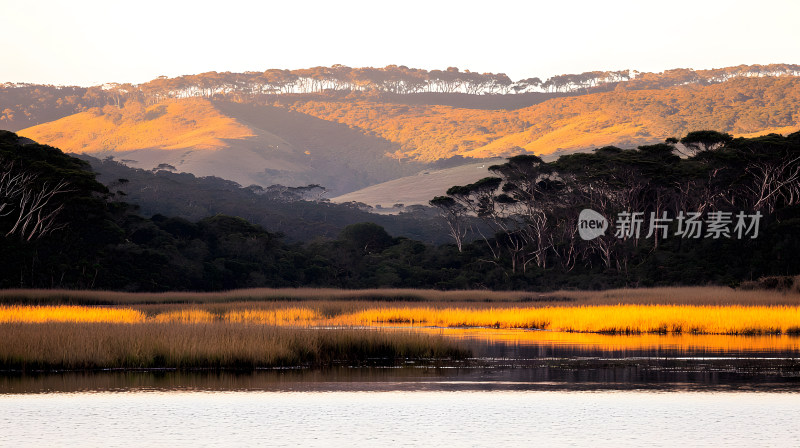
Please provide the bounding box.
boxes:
[578,209,762,241]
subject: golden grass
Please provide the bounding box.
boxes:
[224,308,322,325]
[334,305,800,335]
[0,305,320,326]
[0,305,145,324]
[3,299,800,371]
[3,302,799,335]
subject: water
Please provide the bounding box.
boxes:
[2,389,799,447]
[2,329,799,447]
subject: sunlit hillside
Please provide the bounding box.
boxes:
[20,98,254,153]
[17,99,421,194]
[289,76,800,160]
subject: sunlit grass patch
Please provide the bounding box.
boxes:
[224,308,321,325]
[0,305,145,324]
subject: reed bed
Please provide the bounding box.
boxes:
[224,308,322,325]
[0,323,469,371]
[0,305,322,325]
[337,305,800,335]
[151,309,216,324]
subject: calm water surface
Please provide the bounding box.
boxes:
[2,389,800,447]
[1,329,798,447]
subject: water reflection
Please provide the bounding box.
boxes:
[383,326,800,357]
[1,366,799,395]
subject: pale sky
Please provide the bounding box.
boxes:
[2,0,799,86]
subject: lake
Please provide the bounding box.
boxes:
[2,328,799,447]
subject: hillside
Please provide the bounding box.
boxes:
[18,98,254,152]
[6,65,800,195]
[19,98,424,194]
[289,76,800,161]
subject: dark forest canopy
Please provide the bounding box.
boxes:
[1,130,799,291]
[3,63,800,129]
[431,130,800,287]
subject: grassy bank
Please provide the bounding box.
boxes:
[0,323,469,371]
[2,286,799,307]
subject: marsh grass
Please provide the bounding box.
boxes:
[4,302,800,335]
[338,305,800,335]
[151,309,215,324]
[0,323,469,371]
[3,287,800,371]
[224,308,323,325]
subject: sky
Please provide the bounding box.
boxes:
[2,0,800,86]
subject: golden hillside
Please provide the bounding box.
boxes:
[19,98,254,153]
[10,73,799,195]
[288,76,800,161]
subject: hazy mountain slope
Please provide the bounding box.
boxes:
[18,99,425,194]
[332,159,503,208]
[211,101,424,191]
[80,154,450,244]
[330,150,580,208]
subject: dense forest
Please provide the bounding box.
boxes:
[1,130,798,291]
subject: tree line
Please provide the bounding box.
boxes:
[430,130,800,284]
[4,64,800,130]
